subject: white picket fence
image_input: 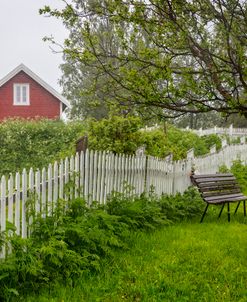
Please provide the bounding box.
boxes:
[1,143,247,257]
[142,124,247,137]
[187,125,247,137]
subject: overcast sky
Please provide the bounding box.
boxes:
[0,0,68,92]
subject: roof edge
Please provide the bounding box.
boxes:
[0,64,70,108]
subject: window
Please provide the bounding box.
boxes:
[13,84,30,105]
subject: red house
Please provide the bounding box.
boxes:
[0,64,70,120]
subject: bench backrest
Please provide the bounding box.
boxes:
[191,173,241,199]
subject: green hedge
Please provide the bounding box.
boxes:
[0,119,84,176]
[88,117,222,160]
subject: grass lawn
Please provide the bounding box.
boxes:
[25,211,247,302]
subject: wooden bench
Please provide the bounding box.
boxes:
[191,173,247,222]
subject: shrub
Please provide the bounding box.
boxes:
[220,160,247,195]
[87,115,143,154]
[87,118,221,160]
[0,119,84,175]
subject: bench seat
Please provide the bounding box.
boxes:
[191,173,247,222]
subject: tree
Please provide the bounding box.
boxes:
[41,0,247,119]
[174,111,224,129]
[59,58,109,120]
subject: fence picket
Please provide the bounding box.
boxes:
[22,169,27,238]
[64,157,69,201]
[84,150,89,202]
[70,156,75,200]
[47,164,53,216]
[53,161,59,210]
[89,150,94,204]
[8,175,14,224]
[96,151,102,202]
[100,151,106,204]
[79,151,85,197]
[59,159,64,200]
[93,151,98,202]
[15,173,21,235]
[28,168,34,234]
[41,168,46,218]
[35,170,41,215]
[0,176,6,257]
[75,153,79,198]
[105,152,111,198]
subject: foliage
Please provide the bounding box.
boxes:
[87,117,222,159]
[59,61,109,120]
[106,187,204,227]
[87,115,143,154]
[174,112,247,129]
[200,134,222,152]
[0,188,203,301]
[0,119,84,176]
[142,127,194,159]
[27,222,247,302]
[174,111,224,129]
[141,125,222,159]
[220,160,247,195]
[41,0,247,118]
[0,116,223,177]
[159,187,205,221]
[221,114,247,128]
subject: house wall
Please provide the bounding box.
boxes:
[0,71,61,120]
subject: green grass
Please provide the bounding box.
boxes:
[25,213,247,302]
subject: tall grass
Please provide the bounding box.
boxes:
[26,221,247,302]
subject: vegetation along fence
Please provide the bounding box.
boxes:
[1,142,247,257]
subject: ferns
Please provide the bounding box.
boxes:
[0,188,203,301]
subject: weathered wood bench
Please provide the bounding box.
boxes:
[191,173,247,222]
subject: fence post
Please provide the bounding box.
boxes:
[199,127,203,136]
[22,169,27,238]
[210,145,216,154]
[172,161,176,194]
[240,137,245,145]
[229,124,233,136]
[222,139,227,148]
[187,148,194,161]
[76,135,88,153]
[186,148,195,185]
[0,176,6,258]
[144,155,149,193]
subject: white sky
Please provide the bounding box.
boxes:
[0,0,68,92]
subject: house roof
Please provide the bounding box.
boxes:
[0,64,70,108]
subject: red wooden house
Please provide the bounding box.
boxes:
[0,64,70,120]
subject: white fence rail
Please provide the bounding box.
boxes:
[142,124,247,137]
[1,143,247,254]
[187,125,247,137]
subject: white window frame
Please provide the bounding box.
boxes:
[13,84,30,106]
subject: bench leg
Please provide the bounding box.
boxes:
[227,202,230,222]
[234,201,241,214]
[244,200,246,217]
[200,204,209,223]
[218,204,225,218]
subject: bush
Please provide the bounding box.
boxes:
[220,160,247,195]
[0,119,84,175]
[87,118,222,160]
[87,115,143,154]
